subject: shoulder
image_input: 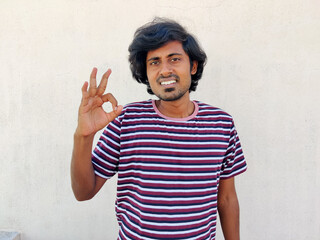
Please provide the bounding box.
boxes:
[194,101,239,136]
[195,101,233,120]
[116,99,155,122]
[123,99,153,110]
[121,100,154,115]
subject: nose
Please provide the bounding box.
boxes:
[159,61,172,77]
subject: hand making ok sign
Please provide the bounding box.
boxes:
[75,67,123,137]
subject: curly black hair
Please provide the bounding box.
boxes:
[128,18,207,94]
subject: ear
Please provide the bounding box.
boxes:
[191,61,198,75]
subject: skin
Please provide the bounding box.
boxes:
[71,40,240,239]
[218,177,240,240]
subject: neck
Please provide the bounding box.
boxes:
[155,93,194,119]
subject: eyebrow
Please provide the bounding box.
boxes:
[147,53,183,62]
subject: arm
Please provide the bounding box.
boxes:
[71,68,123,201]
[71,132,106,201]
[217,177,240,240]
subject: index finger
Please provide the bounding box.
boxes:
[96,69,112,96]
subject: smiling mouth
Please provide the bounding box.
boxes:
[157,74,180,86]
[161,80,176,86]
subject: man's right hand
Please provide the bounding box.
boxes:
[71,67,123,201]
[75,67,123,137]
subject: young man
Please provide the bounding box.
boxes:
[71,18,247,240]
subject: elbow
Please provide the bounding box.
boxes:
[73,191,94,201]
[74,193,92,201]
[71,183,95,201]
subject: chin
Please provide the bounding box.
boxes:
[158,93,185,102]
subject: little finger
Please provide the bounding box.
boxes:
[88,67,98,97]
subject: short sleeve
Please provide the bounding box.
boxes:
[91,117,121,179]
[220,119,247,179]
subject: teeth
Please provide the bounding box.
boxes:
[161,80,176,85]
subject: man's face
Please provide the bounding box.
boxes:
[146,41,198,102]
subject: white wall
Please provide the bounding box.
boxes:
[1,0,319,239]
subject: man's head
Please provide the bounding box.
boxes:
[128,18,207,95]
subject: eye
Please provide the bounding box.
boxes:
[150,60,160,66]
[171,57,181,62]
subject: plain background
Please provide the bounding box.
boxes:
[1,0,319,239]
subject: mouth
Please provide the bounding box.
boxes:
[160,80,177,86]
[158,75,179,87]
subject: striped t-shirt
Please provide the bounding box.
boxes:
[92,99,247,240]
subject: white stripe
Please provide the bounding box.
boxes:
[123,118,234,126]
[221,165,247,178]
[118,175,218,185]
[108,121,121,131]
[117,201,217,219]
[223,155,245,171]
[92,151,118,164]
[121,131,229,138]
[122,138,228,146]
[235,152,244,160]
[92,162,115,175]
[119,219,155,240]
[124,112,158,116]
[197,110,232,117]
[117,195,216,211]
[117,189,216,202]
[120,162,220,169]
[119,204,217,227]
[121,146,225,153]
[122,124,231,131]
[96,143,119,156]
[119,215,217,240]
[94,170,112,179]
[118,183,218,193]
[121,154,223,161]
[100,130,120,143]
[118,211,217,236]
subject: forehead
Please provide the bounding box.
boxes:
[146,41,187,59]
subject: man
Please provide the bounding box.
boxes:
[71,18,247,240]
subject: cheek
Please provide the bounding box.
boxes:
[149,81,159,92]
[147,76,158,91]
[146,69,154,82]
[146,70,158,84]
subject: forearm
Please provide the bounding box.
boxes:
[71,132,96,201]
[218,196,240,240]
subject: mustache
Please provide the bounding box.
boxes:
[156,74,180,83]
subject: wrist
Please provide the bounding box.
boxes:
[74,128,95,140]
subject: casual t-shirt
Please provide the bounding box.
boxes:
[92,99,247,240]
